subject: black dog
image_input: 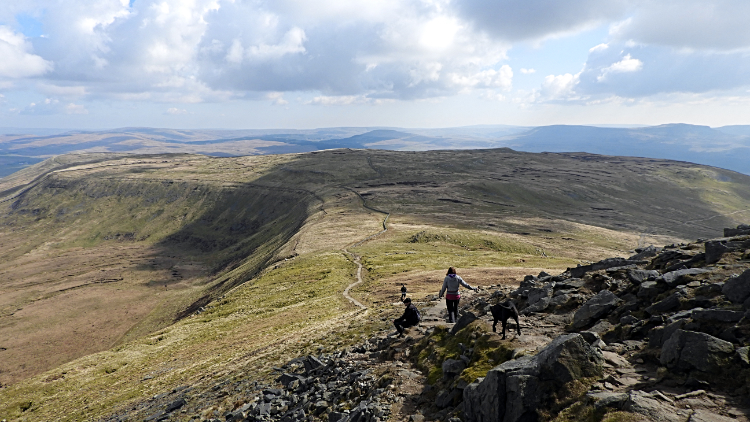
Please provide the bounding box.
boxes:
[490,300,521,339]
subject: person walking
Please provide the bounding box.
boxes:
[400,283,407,302]
[439,267,477,323]
[393,298,420,337]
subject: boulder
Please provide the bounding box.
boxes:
[661,268,710,288]
[638,280,663,300]
[435,388,461,409]
[450,312,478,334]
[736,346,750,367]
[442,359,467,378]
[724,224,750,237]
[645,290,686,315]
[660,330,735,373]
[463,334,602,422]
[628,269,660,284]
[691,309,745,323]
[629,245,661,261]
[587,391,628,410]
[623,390,688,422]
[571,290,620,330]
[722,269,750,304]
[568,258,646,279]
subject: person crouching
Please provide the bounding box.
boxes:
[394,298,420,338]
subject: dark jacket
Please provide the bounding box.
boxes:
[399,303,420,326]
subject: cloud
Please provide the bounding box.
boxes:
[0,25,52,78]
[597,54,643,81]
[575,43,750,98]
[165,107,188,115]
[20,98,88,115]
[541,73,580,100]
[266,92,288,105]
[520,68,536,74]
[453,0,630,42]
[610,0,750,51]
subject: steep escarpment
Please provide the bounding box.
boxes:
[0,154,320,385]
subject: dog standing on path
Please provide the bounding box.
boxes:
[490,300,521,340]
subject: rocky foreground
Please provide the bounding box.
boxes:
[102,225,750,422]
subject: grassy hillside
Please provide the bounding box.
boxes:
[1,148,749,420]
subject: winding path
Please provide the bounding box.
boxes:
[341,188,390,310]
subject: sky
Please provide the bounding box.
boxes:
[1,0,750,130]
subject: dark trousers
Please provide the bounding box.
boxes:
[446,298,459,320]
[394,318,415,334]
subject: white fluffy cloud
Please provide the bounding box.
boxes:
[20,98,88,115]
[3,0,750,115]
[0,25,51,78]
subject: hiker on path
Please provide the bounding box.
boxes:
[400,284,407,302]
[439,267,477,323]
[394,298,420,338]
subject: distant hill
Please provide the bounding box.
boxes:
[2,123,749,178]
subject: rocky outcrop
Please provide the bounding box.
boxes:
[462,334,602,422]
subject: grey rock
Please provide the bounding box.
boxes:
[554,278,585,289]
[692,309,745,323]
[328,411,347,422]
[571,290,620,330]
[724,224,750,237]
[620,315,639,325]
[722,269,750,304]
[435,389,461,408]
[450,311,478,334]
[638,280,663,299]
[662,268,710,287]
[588,391,628,410]
[442,359,467,378]
[628,269,660,284]
[165,398,186,413]
[645,291,686,315]
[568,258,646,278]
[409,415,425,422]
[304,356,325,374]
[661,329,735,373]
[624,390,687,422]
[736,346,750,367]
[649,320,687,349]
[688,409,737,422]
[705,240,730,265]
[523,296,551,314]
[579,331,600,344]
[463,334,603,422]
[588,320,613,335]
[629,245,661,261]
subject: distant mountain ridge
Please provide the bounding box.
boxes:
[1,123,749,177]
